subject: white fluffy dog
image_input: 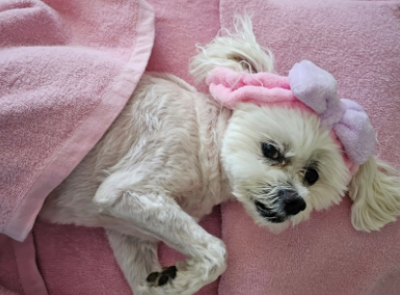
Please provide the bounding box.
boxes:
[39,16,400,295]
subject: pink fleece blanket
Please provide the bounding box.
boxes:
[219,1,400,295]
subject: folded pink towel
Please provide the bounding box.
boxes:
[0,0,155,242]
[0,0,154,294]
[219,0,400,294]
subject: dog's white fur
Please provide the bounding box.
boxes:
[39,15,400,295]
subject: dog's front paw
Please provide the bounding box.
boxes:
[138,256,225,295]
[146,266,177,287]
[139,239,226,295]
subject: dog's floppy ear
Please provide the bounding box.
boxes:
[348,156,400,232]
[189,14,273,83]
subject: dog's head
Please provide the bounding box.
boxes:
[190,15,400,233]
[207,61,361,232]
[221,103,349,232]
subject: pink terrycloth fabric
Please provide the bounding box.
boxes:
[145,0,220,91]
[0,0,155,242]
[0,0,155,293]
[219,0,400,295]
[206,68,297,109]
[0,235,24,295]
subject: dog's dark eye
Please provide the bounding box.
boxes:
[261,142,280,160]
[304,168,319,185]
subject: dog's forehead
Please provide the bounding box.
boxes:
[235,104,337,163]
[250,109,324,141]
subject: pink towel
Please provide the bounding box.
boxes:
[0,0,155,242]
[145,0,220,92]
[219,0,400,294]
[0,0,154,294]
[0,235,23,295]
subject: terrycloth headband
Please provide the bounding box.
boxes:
[206,60,376,167]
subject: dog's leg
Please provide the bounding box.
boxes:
[106,230,161,295]
[95,187,227,295]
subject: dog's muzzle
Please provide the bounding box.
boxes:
[255,189,306,223]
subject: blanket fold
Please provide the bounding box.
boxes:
[0,0,155,242]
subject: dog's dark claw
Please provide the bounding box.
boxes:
[162,266,177,279]
[158,275,169,286]
[146,272,159,283]
[146,266,178,286]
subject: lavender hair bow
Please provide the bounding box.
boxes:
[288,60,376,165]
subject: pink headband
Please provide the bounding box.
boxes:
[206,60,376,170]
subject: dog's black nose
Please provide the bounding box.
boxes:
[280,190,306,216]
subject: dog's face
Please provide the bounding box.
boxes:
[221,104,350,232]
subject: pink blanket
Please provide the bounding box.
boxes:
[0,0,155,242]
[0,0,154,293]
[219,0,400,294]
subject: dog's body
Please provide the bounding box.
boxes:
[40,72,233,295]
[39,17,400,295]
[41,73,232,226]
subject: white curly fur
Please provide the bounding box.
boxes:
[189,14,274,82]
[39,15,400,295]
[349,157,400,232]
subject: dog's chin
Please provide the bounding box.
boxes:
[262,220,291,234]
[239,198,312,234]
[256,212,309,234]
